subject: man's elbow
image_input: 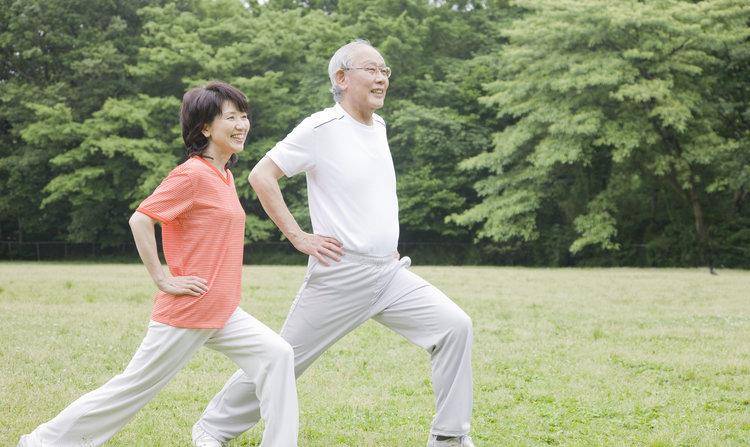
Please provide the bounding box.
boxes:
[248,167,262,191]
[248,163,272,191]
[248,156,283,192]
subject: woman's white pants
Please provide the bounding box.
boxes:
[21,307,298,447]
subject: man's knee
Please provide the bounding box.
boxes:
[452,309,473,338]
[428,290,472,340]
[438,303,472,343]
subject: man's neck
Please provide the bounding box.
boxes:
[339,100,374,126]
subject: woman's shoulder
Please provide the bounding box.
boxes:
[180,156,202,169]
[176,156,232,185]
[158,158,203,186]
[171,157,207,176]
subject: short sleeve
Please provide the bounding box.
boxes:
[137,168,195,223]
[267,118,316,177]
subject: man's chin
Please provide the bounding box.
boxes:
[370,99,385,110]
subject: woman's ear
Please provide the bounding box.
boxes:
[202,123,211,139]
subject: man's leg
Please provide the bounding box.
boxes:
[372,265,473,437]
[205,308,298,447]
[21,321,210,446]
[196,258,378,442]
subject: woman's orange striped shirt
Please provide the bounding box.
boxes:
[137,156,246,329]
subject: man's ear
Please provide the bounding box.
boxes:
[335,69,347,92]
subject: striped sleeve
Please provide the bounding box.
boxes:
[137,167,195,223]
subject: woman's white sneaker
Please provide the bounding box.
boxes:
[427,434,475,447]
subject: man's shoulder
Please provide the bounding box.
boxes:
[300,105,345,130]
[372,113,386,127]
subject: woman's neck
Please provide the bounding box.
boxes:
[202,145,231,171]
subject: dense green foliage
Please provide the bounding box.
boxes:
[1,0,748,266]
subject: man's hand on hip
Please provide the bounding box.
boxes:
[289,231,344,266]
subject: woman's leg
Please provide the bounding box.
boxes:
[196,259,379,443]
[205,308,298,447]
[21,321,211,447]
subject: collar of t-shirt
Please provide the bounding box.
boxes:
[334,103,380,131]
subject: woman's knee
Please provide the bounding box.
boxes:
[265,335,294,363]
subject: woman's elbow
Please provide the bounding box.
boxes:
[129,211,149,228]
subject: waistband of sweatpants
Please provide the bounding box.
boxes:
[341,249,396,265]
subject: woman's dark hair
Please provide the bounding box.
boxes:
[180,81,250,168]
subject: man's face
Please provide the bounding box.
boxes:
[340,45,389,112]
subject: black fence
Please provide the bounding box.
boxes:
[0,241,492,266]
[2,240,747,267]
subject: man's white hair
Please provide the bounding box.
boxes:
[328,39,375,103]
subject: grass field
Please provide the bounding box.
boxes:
[1,263,749,446]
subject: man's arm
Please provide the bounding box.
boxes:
[249,155,343,266]
[129,211,208,296]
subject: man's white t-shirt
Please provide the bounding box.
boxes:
[267,103,399,256]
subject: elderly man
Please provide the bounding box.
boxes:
[191,40,475,447]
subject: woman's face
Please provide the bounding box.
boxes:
[203,101,250,154]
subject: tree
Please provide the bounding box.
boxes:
[454,0,750,267]
[39,95,182,244]
[0,0,155,241]
[43,1,351,243]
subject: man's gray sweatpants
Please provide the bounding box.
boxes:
[197,251,473,440]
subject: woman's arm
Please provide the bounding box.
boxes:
[129,211,208,297]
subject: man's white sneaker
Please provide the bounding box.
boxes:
[427,434,476,447]
[192,423,224,447]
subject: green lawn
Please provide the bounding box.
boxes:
[1,263,749,446]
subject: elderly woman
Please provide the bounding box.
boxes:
[18,82,298,447]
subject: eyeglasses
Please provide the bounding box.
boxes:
[344,65,392,79]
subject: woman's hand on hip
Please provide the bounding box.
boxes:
[156,276,209,297]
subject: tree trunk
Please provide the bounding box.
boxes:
[687,184,715,273]
[654,123,715,273]
[733,188,747,214]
